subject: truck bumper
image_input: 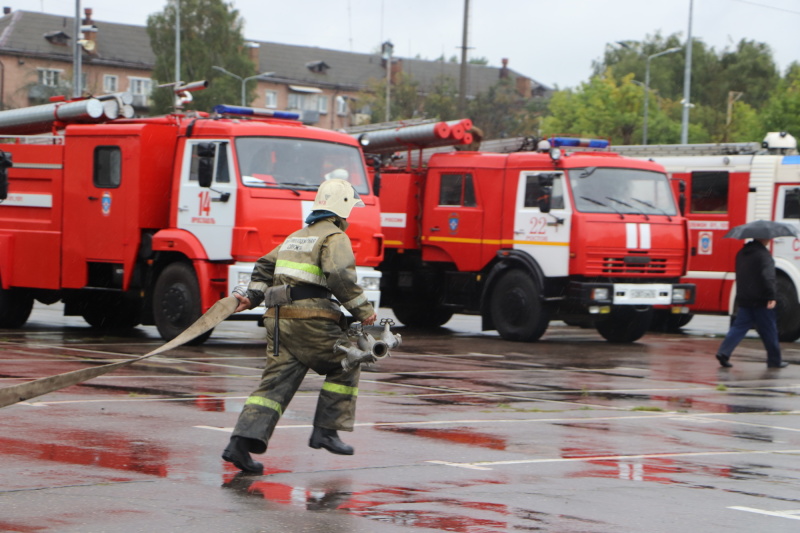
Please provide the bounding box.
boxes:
[227,263,382,318]
[569,281,695,309]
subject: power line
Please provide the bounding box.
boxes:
[728,0,800,15]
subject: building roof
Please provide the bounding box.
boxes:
[0,10,154,70]
[0,9,549,96]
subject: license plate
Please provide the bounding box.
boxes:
[630,289,656,299]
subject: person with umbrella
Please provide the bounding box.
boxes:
[715,220,796,369]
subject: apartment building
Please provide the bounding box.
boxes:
[0,7,548,129]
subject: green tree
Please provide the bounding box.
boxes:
[592,33,780,141]
[357,72,423,122]
[147,0,254,114]
[422,76,459,121]
[761,64,800,136]
[542,71,651,145]
[466,78,538,139]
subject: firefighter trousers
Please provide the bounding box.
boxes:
[231,316,360,454]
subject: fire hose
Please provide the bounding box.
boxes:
[0,296,239,409]
[0,297,402,408]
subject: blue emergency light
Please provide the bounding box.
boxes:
[212,104,300,121]
[549,137,609,149]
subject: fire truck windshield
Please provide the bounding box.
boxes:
[235,137,370,194]
[568,167,677,216]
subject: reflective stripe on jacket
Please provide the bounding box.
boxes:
[247,217,374,321]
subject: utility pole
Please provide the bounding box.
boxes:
[175,0,181,86]
[72,0,81,98]
[382,41,393,122]
[457,0,469,115]
[680,0,693,144]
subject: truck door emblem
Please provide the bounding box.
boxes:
[101,191,112,215]
[449,213,459,232]
[698,231,713,255]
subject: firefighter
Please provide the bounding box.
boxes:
[222,178,377,474]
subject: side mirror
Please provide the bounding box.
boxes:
[196,143,215,188]
[0,150,12,201]
[537,173,554,214]
[678,180,686,216]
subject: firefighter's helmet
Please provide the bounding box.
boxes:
[312,178,364,218]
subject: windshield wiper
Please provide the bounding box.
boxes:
[580,195,624,219]
[606,196,649,220]
[632,197,672,221]
[257,183,302,196]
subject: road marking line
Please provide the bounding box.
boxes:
[730,506,800,520]
[429,449,800,470]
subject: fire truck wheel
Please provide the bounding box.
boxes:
[153,262,213,345]
[391,300,454,328]
[490,269,549,342]
[81,294,141,330]
[0,287,33,328]
[596,307,653,343]
[648,309,694,332]
[775,276,800,342]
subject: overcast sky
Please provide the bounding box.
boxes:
[34,0,800,89]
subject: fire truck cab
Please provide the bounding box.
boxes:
[0,102,383,343]
[375,137,694,343]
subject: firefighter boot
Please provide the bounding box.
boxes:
[309,427,354,455]
[222,436,264,474]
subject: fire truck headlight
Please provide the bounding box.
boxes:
[672,287,690,303]
[591,287,609,302]
[237,272,252,286]
[360,276,381,291]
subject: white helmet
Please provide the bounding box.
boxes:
[311,178,364,218]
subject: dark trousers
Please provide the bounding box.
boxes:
[718,306,782,366]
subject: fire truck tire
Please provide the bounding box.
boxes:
[391,300,454,328]
[490,269,549,342]
[649,309,694,332]
[775,276,800,342]
[0,287,33,328]
[153,262,213,345]
[596,307,653,343]
[81,294,141,330]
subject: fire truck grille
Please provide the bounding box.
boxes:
[585,252,683,276]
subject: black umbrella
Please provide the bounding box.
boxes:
[724,219,799,239]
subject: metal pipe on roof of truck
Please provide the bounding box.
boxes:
[0,98,104,134]
[96,92,133,106]
[356,121,451,153]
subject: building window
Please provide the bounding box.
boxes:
[265,90,277,108]
[94,146,122,188]
[318,95,328,114]
[287,92,318,111]
[103,75,118,93]
[129,77,152,95]
[38,69,62,87]
[336,96,348,116]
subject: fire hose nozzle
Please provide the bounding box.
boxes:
[336,342,377,372]
[380,321,402,350]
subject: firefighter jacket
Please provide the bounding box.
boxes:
[245,216,374,321]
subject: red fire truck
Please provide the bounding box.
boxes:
[355,122,695,343]
[614,132,800,340]
[0,97,383,344]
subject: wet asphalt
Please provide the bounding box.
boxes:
[2,305,800,532]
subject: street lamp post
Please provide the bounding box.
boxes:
[381,41,394,122]
[212,66,275,106]
[643,47,682,145]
